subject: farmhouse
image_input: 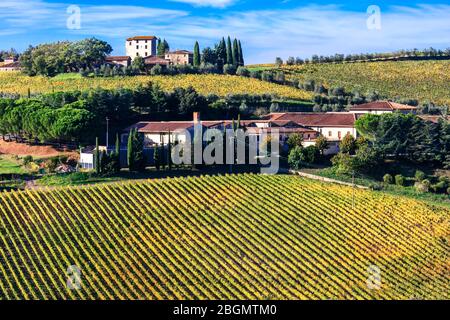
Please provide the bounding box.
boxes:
[0,57,20,72]
[126,35,157,60]
[263,112,357,154]
[124,112,319,148]
[349,101,417,114]
[165,50,194,65]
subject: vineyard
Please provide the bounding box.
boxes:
[249,60,450,105]
[0,174,448,299]
[0,72,312,101]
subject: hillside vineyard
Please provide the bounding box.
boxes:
[0,174,448,299]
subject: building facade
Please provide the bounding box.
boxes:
[165,50,193,65]
[126,36,157,60]
[105,56,131,67]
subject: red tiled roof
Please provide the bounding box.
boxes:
[266,112,356,127]
[105,56,130,61]
[246,127,318,134]
[0,61,20,68]
[418,115,448,123]
[126,36,157,41]
[350,101,417,111]
[167,50,193,55]
[125,121,224,133]
[144,56,170,65]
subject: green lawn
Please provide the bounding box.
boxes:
[0,157,26,174]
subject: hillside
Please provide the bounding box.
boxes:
[0,72,312,101]
[0,174,448,300]
[249,60,450,105]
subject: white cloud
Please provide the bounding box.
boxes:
[169,0,236,8]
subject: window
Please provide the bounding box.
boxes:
[136,52,139,56]
[338,131,342,139]
[347,131,351,136]
[136,45,139,49]
[328,131,332,137]
[145,40,148,43]
[145,45,148,49]
[145,52,148,57]
[129,42,131,46]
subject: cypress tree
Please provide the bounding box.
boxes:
[95,137,100,174]
[238,40,244,66]
[193,41,200,67]
[115,133,120,155]
[168,130,172,170]
[226,36,233,65]
[115,133,120,172]
[127,129,134,170]
[215,38,226,69]
[154,143,160,171]
[232,38,239,66]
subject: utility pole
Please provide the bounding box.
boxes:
[106,117,110,149]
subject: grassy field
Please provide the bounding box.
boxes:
[0,72,312,101]
[0,174,448,299]
[0,157,25,174]
[249,60,450,105]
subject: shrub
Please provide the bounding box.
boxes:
[287,133,303,150]
[22,155,33,166]
[414,182,429,193]
[269,102,280,113]
[288,146,305,170]
[415,170,426,182]
[422,179,431,187]
[447,187,450,195]
[223,64,236,75]
[383,174,393,184]
[150,64,163,75]
[431,181,447,193]
[261,71,274,82]
[438,176,449,184]
[395,174,405,186]
[303,146,320,164]
[236,66,250,77]
[369,183,383,191]
[249,70,261,79]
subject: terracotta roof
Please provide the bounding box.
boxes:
[125,121,224,133]
[350,101,417,111]
[418,115,448,123]
[144,56,170,65]
[0,61,20,69]
[105,56,130,61]
[266,112,356,127]
[126,36,157,41]
[246,127,318,134]
[167,50,193,55]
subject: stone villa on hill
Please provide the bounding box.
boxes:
[106,35,193,68]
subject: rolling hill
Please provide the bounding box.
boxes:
[249,60,450,105]
[0,72,312,101]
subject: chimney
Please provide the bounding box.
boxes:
[193,112,201,125]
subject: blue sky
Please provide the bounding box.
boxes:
[1,0,449,63]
